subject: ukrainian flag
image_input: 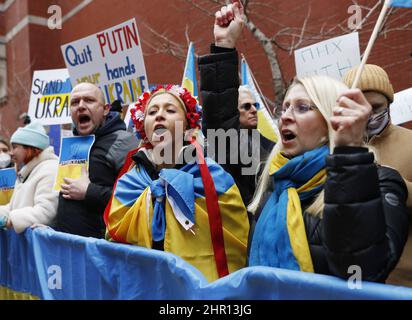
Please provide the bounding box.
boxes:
[182,42,198,97]
[0,168,16,205]
[105,155,249,282]
[241,58,279,143]
[54,135,95,191]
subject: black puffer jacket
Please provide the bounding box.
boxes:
[198,48,409,282]
[199,45,274,206]
[55,112,138,238]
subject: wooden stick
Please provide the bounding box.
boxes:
[351,0,391,89]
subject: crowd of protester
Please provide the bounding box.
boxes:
[0,1,411,287]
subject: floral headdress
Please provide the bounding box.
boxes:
[130,84,202,141]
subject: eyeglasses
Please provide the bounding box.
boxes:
[240,102,259,111]
[274,103,317,118]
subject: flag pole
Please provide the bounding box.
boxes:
[240,53,275,118]
[351,0,391,89]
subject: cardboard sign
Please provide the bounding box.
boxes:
[28,69,72,125]
[294,33,360,80]
[61,19,148,105]
[390,87,412,125]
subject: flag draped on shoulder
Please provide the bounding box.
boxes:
[104,147,250,282]
[241,57,278,143]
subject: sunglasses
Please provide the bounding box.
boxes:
[240,102,259,111]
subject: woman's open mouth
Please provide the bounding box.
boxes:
[153,125,169,137]
[281,129,296,143]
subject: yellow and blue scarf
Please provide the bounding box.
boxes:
[249,145,329,272]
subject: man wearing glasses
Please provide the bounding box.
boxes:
[344,64,412,288]
[238,85,259,129]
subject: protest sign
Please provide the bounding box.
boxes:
[294,33,360,80]
[28,69,72,125]
[390,87,412,125]
[0,168,16,205]
[54,135,95,191]
[61,19,148,105]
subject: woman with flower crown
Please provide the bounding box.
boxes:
[104,84,249,282]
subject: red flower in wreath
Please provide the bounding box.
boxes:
[130,85,202,141]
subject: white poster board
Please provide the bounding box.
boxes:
[390,88,412,125]
[61,18,148,105]
[28,68,72,125]
[294,33,360,80]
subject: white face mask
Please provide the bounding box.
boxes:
[367,109,390,138]
[0,152,11,169]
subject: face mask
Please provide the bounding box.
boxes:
[367,109,390,138]
[0,152,11,169]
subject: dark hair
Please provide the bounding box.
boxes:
[110,100,123,113]
[0,136,10,150]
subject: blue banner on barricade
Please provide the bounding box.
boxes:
[1,228,412,300]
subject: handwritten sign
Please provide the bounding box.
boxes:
[390,87,412,125]
[28,69,72,125]
[294,33,360,80]
[61,19,148,105]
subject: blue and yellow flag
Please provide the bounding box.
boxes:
[105,153,249,282]
[3,227,412,299]
[390,0,412,7]
[54,135,95,190]
[182,42,198,97]
[0,168,16,205]
[241,58,278,143]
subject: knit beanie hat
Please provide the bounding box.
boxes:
[10,121,50,150]
[342,64,394,103]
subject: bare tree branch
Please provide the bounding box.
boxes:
[147,0,412,105]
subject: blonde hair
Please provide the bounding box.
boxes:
[248,75,353,217]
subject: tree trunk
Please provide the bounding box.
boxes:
[246,19,284,106]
